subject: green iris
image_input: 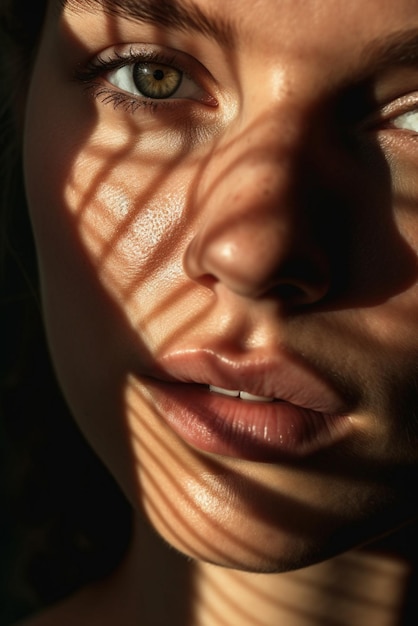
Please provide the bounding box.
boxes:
[133,62,183,99]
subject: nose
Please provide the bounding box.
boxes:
[183,123,331,307]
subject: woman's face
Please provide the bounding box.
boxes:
[24,0,418,572]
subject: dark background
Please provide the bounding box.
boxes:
[0,24,41,622]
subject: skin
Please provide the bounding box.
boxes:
[19,0,418,623]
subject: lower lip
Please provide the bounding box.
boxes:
[146,381,351,462]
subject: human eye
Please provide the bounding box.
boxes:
[368,92,418,137]
[75,46,218,113]
[391,100,418,133]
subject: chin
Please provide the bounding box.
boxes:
[143,502,369,574]
[136,455,404,575]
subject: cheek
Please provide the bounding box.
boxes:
[61,150,190,305]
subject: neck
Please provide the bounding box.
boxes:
[83,515,416,626]
[193,547,410,626]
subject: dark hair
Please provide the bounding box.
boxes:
[0,1,132,620]
[0,0,47,48]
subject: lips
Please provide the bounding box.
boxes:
[156,348,347,414]
[137,348,354,462]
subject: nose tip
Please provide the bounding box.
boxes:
[183,117,333,308]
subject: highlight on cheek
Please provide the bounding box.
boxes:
[63,161,189,297]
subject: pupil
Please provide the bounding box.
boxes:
[153,69,165,81]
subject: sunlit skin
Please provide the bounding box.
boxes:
[20,0,418,623]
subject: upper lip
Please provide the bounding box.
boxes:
[150,348,350,414]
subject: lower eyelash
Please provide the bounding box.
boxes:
[85,83,169,114]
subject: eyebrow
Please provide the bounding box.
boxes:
[359,28,418,77]
[61,0,236,48]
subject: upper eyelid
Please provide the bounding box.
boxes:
[379,92,418,118]
[74,44,215,89]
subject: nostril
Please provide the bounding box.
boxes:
[267,282,328,307]
[195,273,218,292]
[271,283,307,300]
[268,258,331,305]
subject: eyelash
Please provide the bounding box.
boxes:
[74,48,209,114]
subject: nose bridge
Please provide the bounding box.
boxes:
[184,107,331,304]
[200,109,307,228]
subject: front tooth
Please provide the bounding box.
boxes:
[239,391,274,402]
[209,385,240,397]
